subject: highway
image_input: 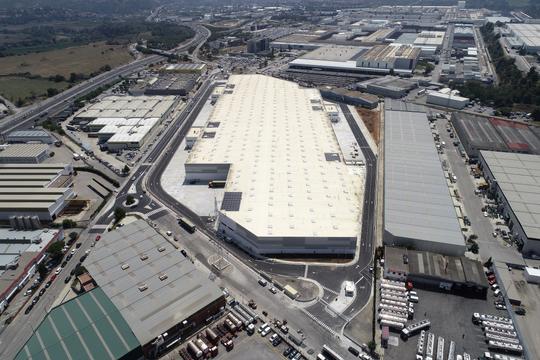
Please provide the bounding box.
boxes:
[0,23,209,136]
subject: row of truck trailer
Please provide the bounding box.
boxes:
[378,279,416,332]
[471,313,524,359]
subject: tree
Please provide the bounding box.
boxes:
[74,265,87,277]
[122,165,130,175]
[46,88,59,97]
[47,240,65,262]
[37,262,47,280]
[126,195,135,206]
[114,207,126,223]
[470,243,479,254]
[62,219,76,229]
[367,340,376,354]
[49,151,55,157]
[69,231,78,242]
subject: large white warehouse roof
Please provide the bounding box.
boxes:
[186,75,363,240]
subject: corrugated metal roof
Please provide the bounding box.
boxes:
[481,151,540,240]
[85,220,223,345]
[384,109,464,248]
[15,287,140,360]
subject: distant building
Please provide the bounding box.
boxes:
[319,87,379,109]
[357,76,418,99]
[144,74,199,96]
[247,38,270,53]
[426,88,469,109]
[6,130,53,144]
[384,246,488,298]
[0,144,50,164]
[507,23,540,54]
[289,44,421,76]
[451,112,540,159]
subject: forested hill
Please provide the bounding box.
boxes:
[0,0,158,14]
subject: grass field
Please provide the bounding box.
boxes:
[0,76,69,105]
[0,42,133,78]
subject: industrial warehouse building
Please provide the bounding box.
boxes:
[0,164,75,221]
[6,130,53,144]
[73,95,177,152]
[0,227,63,314]
[144,74,199,96]
[85,221,225,358]
[507,23,540,54]
[288,44,421,75]
[451,113,540,159]
[357,76,418,99]
[426,88,469,109]
[15,287,143,360]
[0,144,49,164]
[384,246,488,298]
[185,75,364,256]
[479,151,540,257]
[384,106,466,256]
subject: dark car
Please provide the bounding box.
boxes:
[25,305,33,315]
[39,288,46,296]
[283,347,292,357]
[348,347,360,356]
[79,254,87,263]
[66,254,73,262]
[75,243,82,249]
[70,268,77,276]
[61,261,67,268]
[45,281,51,289]
[515,307,526,316]
[64,275,72,284]
[32,297,39,305]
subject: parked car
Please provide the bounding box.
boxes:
[515,307,526,315]
[269,287,277,294]
[55,267,62,275]
[258,279,267,287]
[64,275,72,284]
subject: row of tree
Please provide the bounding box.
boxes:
[455,23,540,121]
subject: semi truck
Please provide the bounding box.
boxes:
[401,319,431,340]
[472,313,513,326]
[487,340,523,355]
[481,321,515,332]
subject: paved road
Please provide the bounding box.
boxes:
[0,23,208,136]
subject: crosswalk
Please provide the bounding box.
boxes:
[300,308,341,339]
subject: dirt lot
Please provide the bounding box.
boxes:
[356,107,380,145]
[0,42,133,78]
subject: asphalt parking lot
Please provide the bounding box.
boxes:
[216,330,289,360]
[385,288,508,359]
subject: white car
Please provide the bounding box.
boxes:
[258,323,268,333]
[166,231,172,236]
[71,249,76,255]
[483,212,489,217]
[55,267,62,275]
[261,327,271,337]
[85,249,91,255]
[269,287,277,294]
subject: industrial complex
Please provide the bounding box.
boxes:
[479,151,540,257]
[185,74,364,256]
[289,44,421,75]
[506,23,540,54]
[383,105,465,256]
[73,95,177,152]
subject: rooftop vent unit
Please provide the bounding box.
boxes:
[159,274,168,281]
[121,264,130,270]
[158,246,166,252]
[138,284,148,292]
[140,254,149,261]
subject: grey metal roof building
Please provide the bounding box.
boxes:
[6,130,53,144]
[85,220,224,351]
[451,112,540,159]
[384,109,466,256]
[0,144,49,164]
[384,246,488,298]
[15,287,142,360]
[479,151,540,257]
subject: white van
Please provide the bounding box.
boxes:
[409,294,419,303]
